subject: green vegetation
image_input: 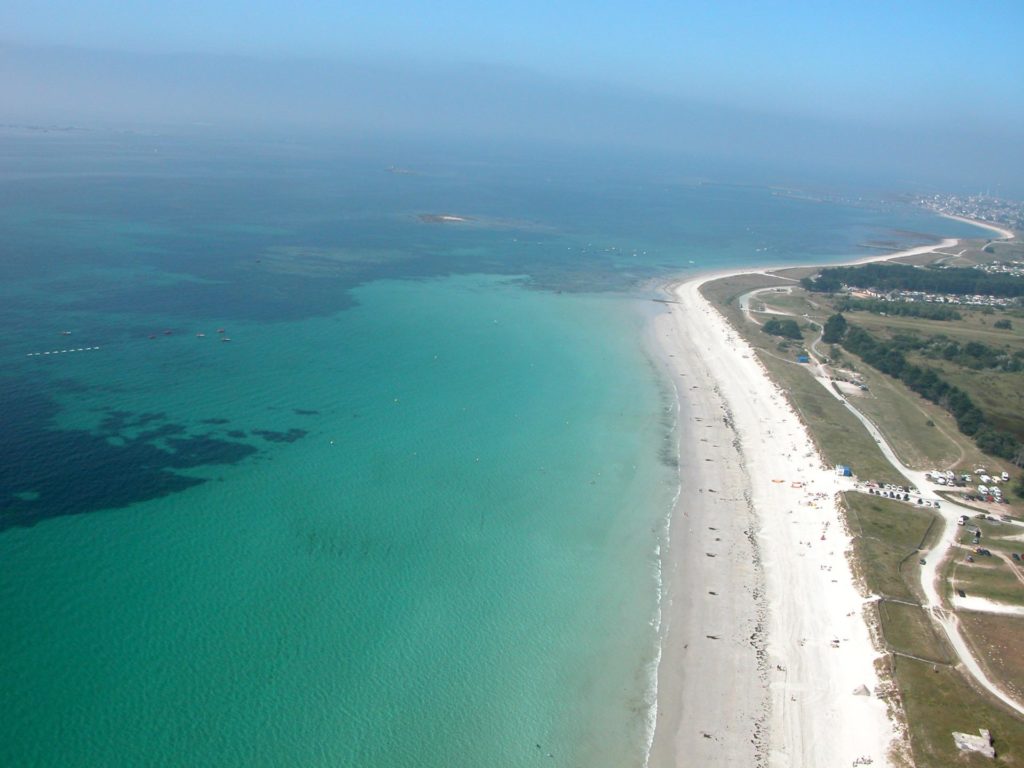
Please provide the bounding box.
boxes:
[835,307,1024,467]
[958,613,1024,706]
[701,273,793,309]
[952,519,1024,604]
[844,493,936,603]
[848,370,964,470]
[833,296,963,321]
[934,338,1024,372]
[843,493,1024,766]
[841,325,1022,461]
[878,600,951,662]
[704,271,1024,764]
[994,318,1013,330]
[802,262,1024,298]
[894,656,1024,767]
[821,313,847,343]
[761,317,802,339]
[701,275,901,484]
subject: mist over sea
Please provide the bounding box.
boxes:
[0,132,988,766]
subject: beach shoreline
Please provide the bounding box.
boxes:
[644,223,1014,766]
[938,212,1016,240]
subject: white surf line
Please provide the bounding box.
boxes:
[25,346,101,357]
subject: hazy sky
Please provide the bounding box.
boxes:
[2,1,1022,191]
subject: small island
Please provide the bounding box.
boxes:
[418,213,473,224]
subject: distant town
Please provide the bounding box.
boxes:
[916,193,1024,233]
[850,287,1019,309]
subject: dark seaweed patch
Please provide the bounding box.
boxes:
[99,410,167,433]
[0,384,257,531]
[251,428,307,443]
[226,430,247,439]
[293,409,319,416]
[200,418,231,425]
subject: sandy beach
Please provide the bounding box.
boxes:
[939,213,1016,240]
[649,219,1018,767]
[650,277,895,767]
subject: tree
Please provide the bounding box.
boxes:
[762,318,802,340]
[994,318,1012,330]
[822,313,848,343]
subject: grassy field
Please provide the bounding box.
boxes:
[704,266,1024,763]
[848,310,1024,354]
[843,493,936,603]
[822,297,1024,474]
[842,493,1024,766]
[949,518,1024,605]
[845,370,964,470]
[704,271,1024,488]
[755,290,819,316]
[938,366,1024,442]
[878,600,951,663]
[958,613,1024,704]
[702,274,903,484]
[700,272,794,318]
[703,269,1024,762]
[747,270,1024,509]
[893,655,1024,767]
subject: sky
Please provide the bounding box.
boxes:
[2,0,1022,192]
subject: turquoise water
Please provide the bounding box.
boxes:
[3,276,670,766]
[0,134,991,766]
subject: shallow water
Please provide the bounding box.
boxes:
[0,133,989,766]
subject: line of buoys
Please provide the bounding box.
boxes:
[26,346,101,357]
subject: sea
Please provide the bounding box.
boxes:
[0,130,990,767]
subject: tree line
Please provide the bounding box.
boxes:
[832,318,1021,462]
[803,263,1024,298]
[761,317,803,340]
[832,295,963,321]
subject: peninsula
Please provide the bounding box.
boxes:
[652,219,1024,766]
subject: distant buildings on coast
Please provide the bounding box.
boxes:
[850,287,1018,309]
[916,193,1024,232]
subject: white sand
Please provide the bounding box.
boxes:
[651,278,895,767]
[953,595,1024,616]
[649,221,1015,766]
[939,213,1016,241]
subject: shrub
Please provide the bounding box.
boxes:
[822,313,848,343]
[762,317,802,340]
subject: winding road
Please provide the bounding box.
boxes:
[744,285,1024,717]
